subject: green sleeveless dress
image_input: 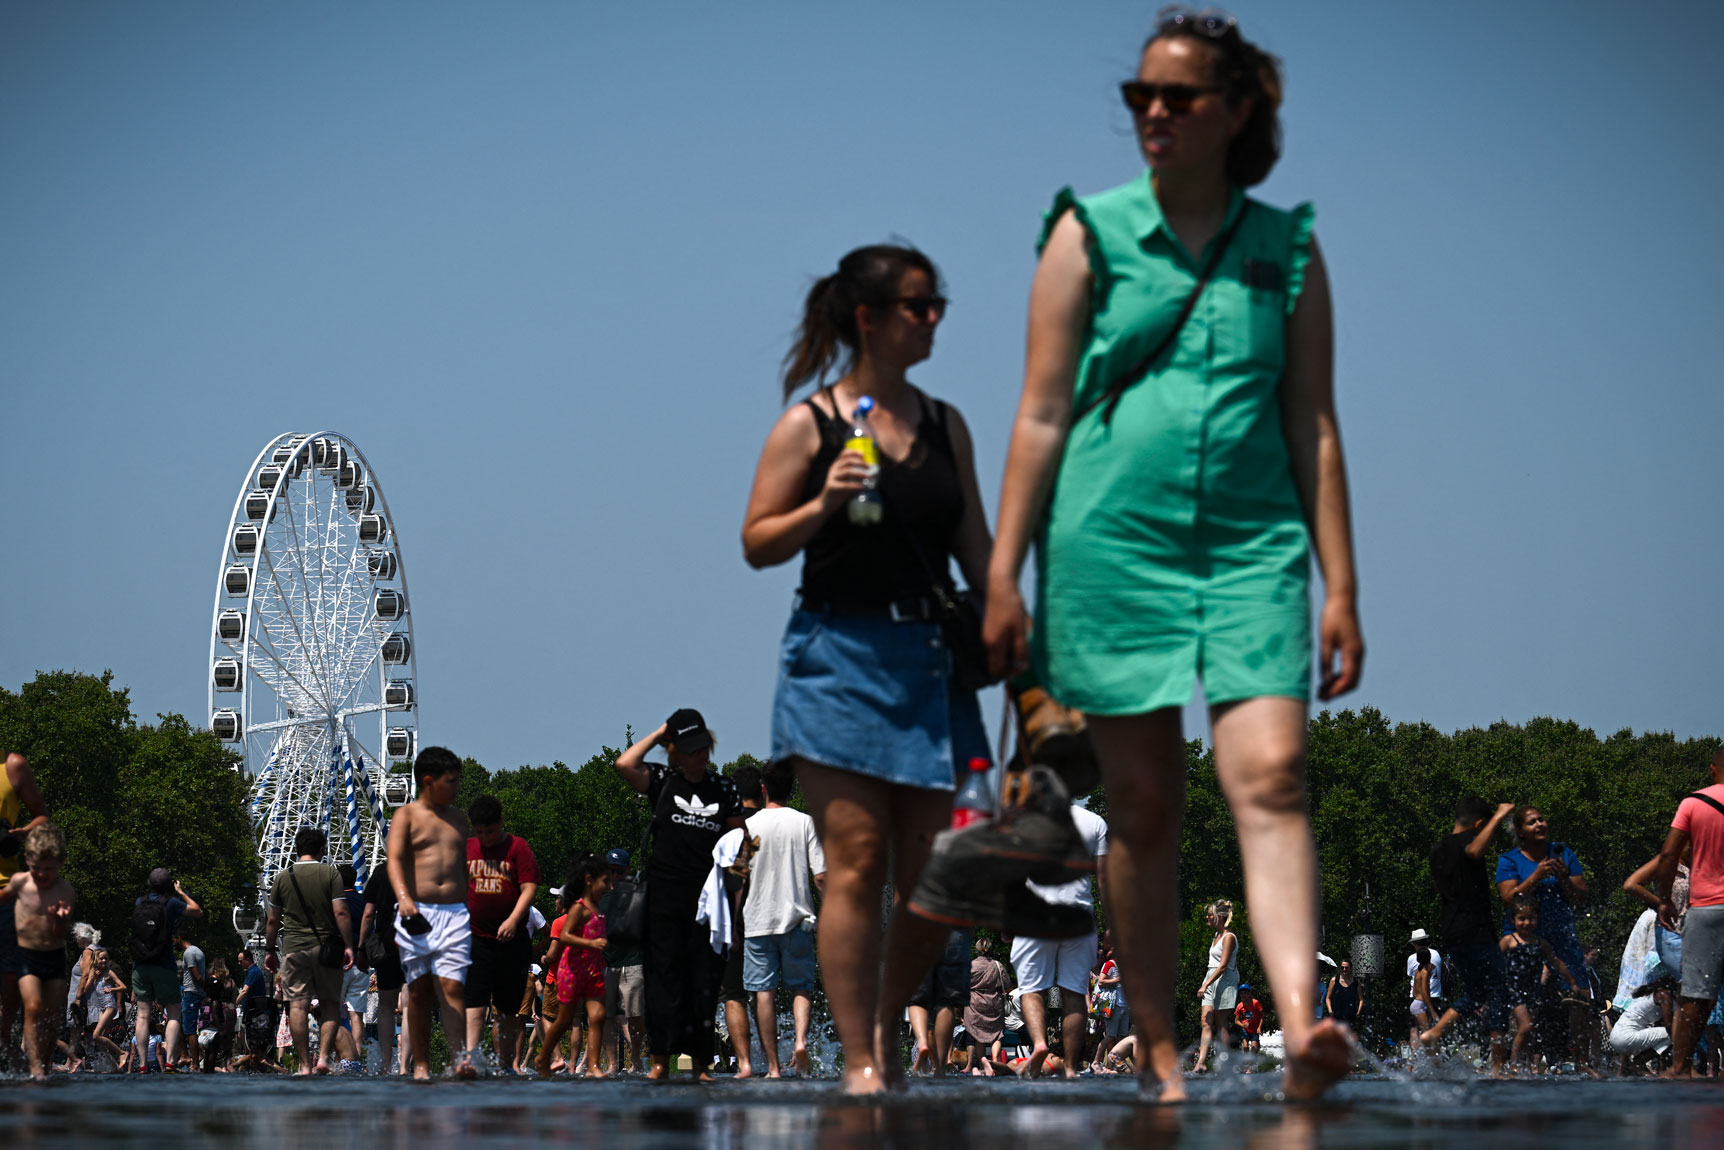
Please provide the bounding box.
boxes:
[1031,172,1317,715]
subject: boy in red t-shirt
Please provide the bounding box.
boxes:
[1233,985,1264,1053]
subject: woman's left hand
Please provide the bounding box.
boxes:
[1316,594,1364,700]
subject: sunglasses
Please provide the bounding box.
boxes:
[1157,8,1239,41]
[1120,81,1224,116]
[894,295,947,322]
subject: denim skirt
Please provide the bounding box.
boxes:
[769,608,991,791]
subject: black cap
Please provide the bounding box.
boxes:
[665,708,713,753]
[605,848,631,869]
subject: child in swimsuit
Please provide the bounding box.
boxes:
[1500,894,1581,1071]
[0,824,77,1080]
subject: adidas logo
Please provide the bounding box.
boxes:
[671,792,721,832]
[675,794,720,819]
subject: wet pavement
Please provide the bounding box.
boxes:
[2,1074,1723,1149]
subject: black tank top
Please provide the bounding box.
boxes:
[798,388,964,607]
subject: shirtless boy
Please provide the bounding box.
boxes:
[387,746,474,1079]
[0,824,76,1080]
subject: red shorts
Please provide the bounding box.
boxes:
[558,961,604,1004]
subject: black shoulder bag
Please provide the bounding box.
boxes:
[287,865,346,970]
[1073,202,1252,426]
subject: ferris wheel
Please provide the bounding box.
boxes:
[209,432,418,904]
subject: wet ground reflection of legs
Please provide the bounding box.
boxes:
[0,1078,1719,1149]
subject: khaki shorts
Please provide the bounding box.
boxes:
[280,947,344,1007]
[604,963,644,1019]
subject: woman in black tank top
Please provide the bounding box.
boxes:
[743,244,993,1094]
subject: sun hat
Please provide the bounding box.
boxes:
[1409,928,1432,944]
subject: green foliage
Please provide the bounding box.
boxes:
[1084,709,1716,1046]
[0,670,258,959]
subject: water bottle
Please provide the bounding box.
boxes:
[846,395,883,526]
[951,757,996,830]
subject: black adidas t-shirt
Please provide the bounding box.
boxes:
[645,763,742,884]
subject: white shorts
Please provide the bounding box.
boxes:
[396,901,471,984]
[1011,931,1097,994]
[342,965,369,1015]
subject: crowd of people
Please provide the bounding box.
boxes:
[1399,755,1724,1079]
[4,7,1720,1106]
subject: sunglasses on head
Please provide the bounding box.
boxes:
[894,295,947,322]
[1157,7,1239,41]
[1120,81,1224,116]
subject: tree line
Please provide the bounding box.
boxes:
[4,671,1714,1045]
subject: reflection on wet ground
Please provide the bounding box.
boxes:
[2,1075,1723,1149]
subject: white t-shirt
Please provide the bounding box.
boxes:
[743,806,827,938]
[1407,950,1443,999]
[1025,805,1108,910]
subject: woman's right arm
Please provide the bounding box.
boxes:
[984,210,1092,678]
[615,725,664,794]
[742,403,867,569]
[1623,856,1663,911]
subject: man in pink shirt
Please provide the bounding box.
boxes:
[1655,746,1724,1077]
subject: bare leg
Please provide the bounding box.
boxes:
[872,788,955,1084]
[20,975,65,1080]
[1664,997,1709,1078]
[908,1004,933,1074]
[755,989,782,1077]
[1021,991,1051,1076]
[1087,710,1189,1101]
[797,761,949,1095]
[406,978,437,1079]
[161,1003,184,1069]
[934,1006,958,1076]
[726,997,754,1077]
[132,1001,154,1073]
[1211,696,1350,1101]
[534,998,576,1076]
[464,1005,488,1056]
[286,999,314,1074]
[375,987,398,1074]
[314,1000,341,1072]
[1195,1005,1217,1072]
[496,1013,524,1072]
[1060,1000,1086,1078]
[791,993,812,1076]
[582,1000,608,1078]
[1511,1006,1533,1068]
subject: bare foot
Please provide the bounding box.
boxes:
[841,1064,889,1095]
[586,1068,609,1080]
[698,1070,715,1083]
[454,1054,479,1080]
[1283,1020,1353,1101]
[910,1045,932,1075]
[646,1061,669,1081]
[1024,1044,1050,1078]
[313,1061,332,1075]
[735,1065,754,1079]
[792,1046,810,1077]
[764,1068,781,1079]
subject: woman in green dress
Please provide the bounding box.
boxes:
[984,10,1362,1101]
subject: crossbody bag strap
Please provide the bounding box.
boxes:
[286,865,329,950]
[1687,791,1724,819]
[1075,201,1253,427]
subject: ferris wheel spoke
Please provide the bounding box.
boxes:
[245,625,324,713]
[275,477,337,700]
[258,539,335,709]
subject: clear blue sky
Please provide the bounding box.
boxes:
[3,1,1719,774]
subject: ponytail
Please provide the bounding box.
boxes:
[780,244,943,401]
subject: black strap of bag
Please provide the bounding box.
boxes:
[1687,791,1724,819]
[286,865,346,970]
[1073,202,1252,427]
